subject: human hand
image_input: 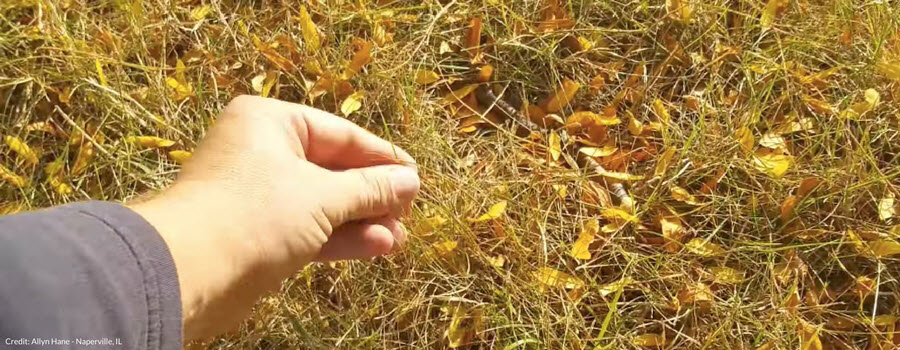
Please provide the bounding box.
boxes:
[129,95,419,340]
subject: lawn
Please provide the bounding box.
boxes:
[2,0,900,348]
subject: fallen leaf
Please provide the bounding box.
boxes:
[570,219,599,260]
[665,0,693,22]
[735,126,754,153]
[797,178,822,197]
[598,277,634,297]
[854,276,876,299]
[802,95,835,115]
[780,195,799,221]
[168,150,192,164]
[869,239,900,257]
[72,142,94,175]
[552,184,567,199]
[651,99,671,124]
[416,215,448,234]
[189,4,212,21]
[878,194,895,221]
[760,0,787,30]
[601,207,639,223]
[165,75,193,101]
[341,91,364,116]
[476,65,493,82]
[578,145,618,158]
[677,282,714,307]
[595,170,645,181]
[685,238,726,257]
[654,147,676,177]
[876,60,900,82]
[126,136,176,149]
[298,5,320,51]
[632,333,666,348]
[841,88,880,119]
[627,112,643,136]
[487,255,506,268]
[0,163,26,187]
[342,39,372,79]
[3,136,38,165]
[708,266,745,284]
[415,70,440,84]
[432,240,458,257]
[548,130,562,161]
[753,147,792,178]
[660,211,685,253]
[464,17,483,60]
[533,267,585,290]
[471,201,508,222]
[540,79,581,113]
[798,319,823,350]
[671,186,701,205]
[445,304,483,348]
[443,84,480,104]
[699,167,726,194]
[759,132,786,149]
[95,60,107,87]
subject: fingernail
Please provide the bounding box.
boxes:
[391,166,420,201]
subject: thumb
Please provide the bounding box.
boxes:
[321,165,420,226]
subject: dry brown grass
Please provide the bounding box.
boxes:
[3,0,900,349]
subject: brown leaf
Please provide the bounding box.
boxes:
[540,79,581,113]
[464,17,483,60]
[780,196,798,221]
[342,39,372,79]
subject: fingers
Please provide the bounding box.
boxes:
[296,104,415,169]
[315,217,407,261]
[321,165,420,225]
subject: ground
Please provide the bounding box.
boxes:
[2,0,900,349]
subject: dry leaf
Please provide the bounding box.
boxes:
[416,215,448,234]
[685,238,726,257]
[443,84,479,104]
[464,17,483,60]
[342,40,372,79]
[780,195,799,221]
[709,266,745,284]
[445,304,483,348]
[72,142,94,175]
[665,0,693,22]
[760,0,787,30]
[598,277,634,297]
[298,5,320,51]
[660,211,685,253]
[540,79,581,113]
[471,201,508,222]
[533,267,585,290]
[632,333,666,348]
[654,147,676,177]
[797,178,821,197]
[753,147,792,178]
[189,4,212,21]
[802,95,835,115]
[878,194,895,221]
[552,184,567,199]
[798,319,823,350]
[671,186,701,205]
[735,126,754,153]
[854,276,876,299]
[578,145,618,158]
[566,111,620,128]
[487,255,506,268]
[651,99,671,124]
[415,70,440,84]
[601,207,639,223]
[476,65,493,82]
[869,239,900,257]
[126,136,176,149]
[570,219,599,260]
[168,150,192,164]
[432,240,458,257]
[341,91,364,116]
[627,112,643,136]
[548,131,562,161]
[0,163,26,187]
[841,89,880,119]
[95,60,107,87]
[595,170,645,181]
[876,61,900,82]
[4,136,39,165]
[759,132,786,149]
[677,282,714,307]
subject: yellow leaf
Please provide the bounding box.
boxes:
[0,163,26,187]
[632,333,666,347]
[471,201,507,222]
[798,319,823,350]
[876,61,900,82]
[671,186,701,205]
[540,79,581,113]
[595,170,645,181]
[72,142,94,175]
[570,219,599,260]
[677,282,714,306]
[126,136,176,149]
[598,277,634,297]
[416,215,448,234]
[168,150,192,164]
[660,211,684,253]
[753,148,792,178]
[445,304,483,348]
[709,267,745,284]
[734,126,754,153]
[869,239,900,257]
[342,39,372,79]
[487,255,506,268]
[165,76,193,101]
[189,4,212,21]
[0,201,27,215]
[340,91,364,116]
[802,95,835,115]
[95,59,107,87]
[566,111,620,127]
[841,89,880,119]
[760,0,787,30]
[651,99,670,124]
[533,267,585,290]
[665,0,693,22]
[432,240,458,257]
[548,130,562,161]
[3,136,39,165]
[48,176,73,196]
[443,84,479,104]
[578,145,618,158]
[602,207,639,223]
[685,238,726,257]
[654,147,676,177]
[878,194,895,221]
[627,112,643,136]
[414,70,440,84]
[298,5,320,52]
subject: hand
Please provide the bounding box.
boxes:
[129,95,419,340]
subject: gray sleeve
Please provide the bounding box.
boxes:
[0,201,182,349]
